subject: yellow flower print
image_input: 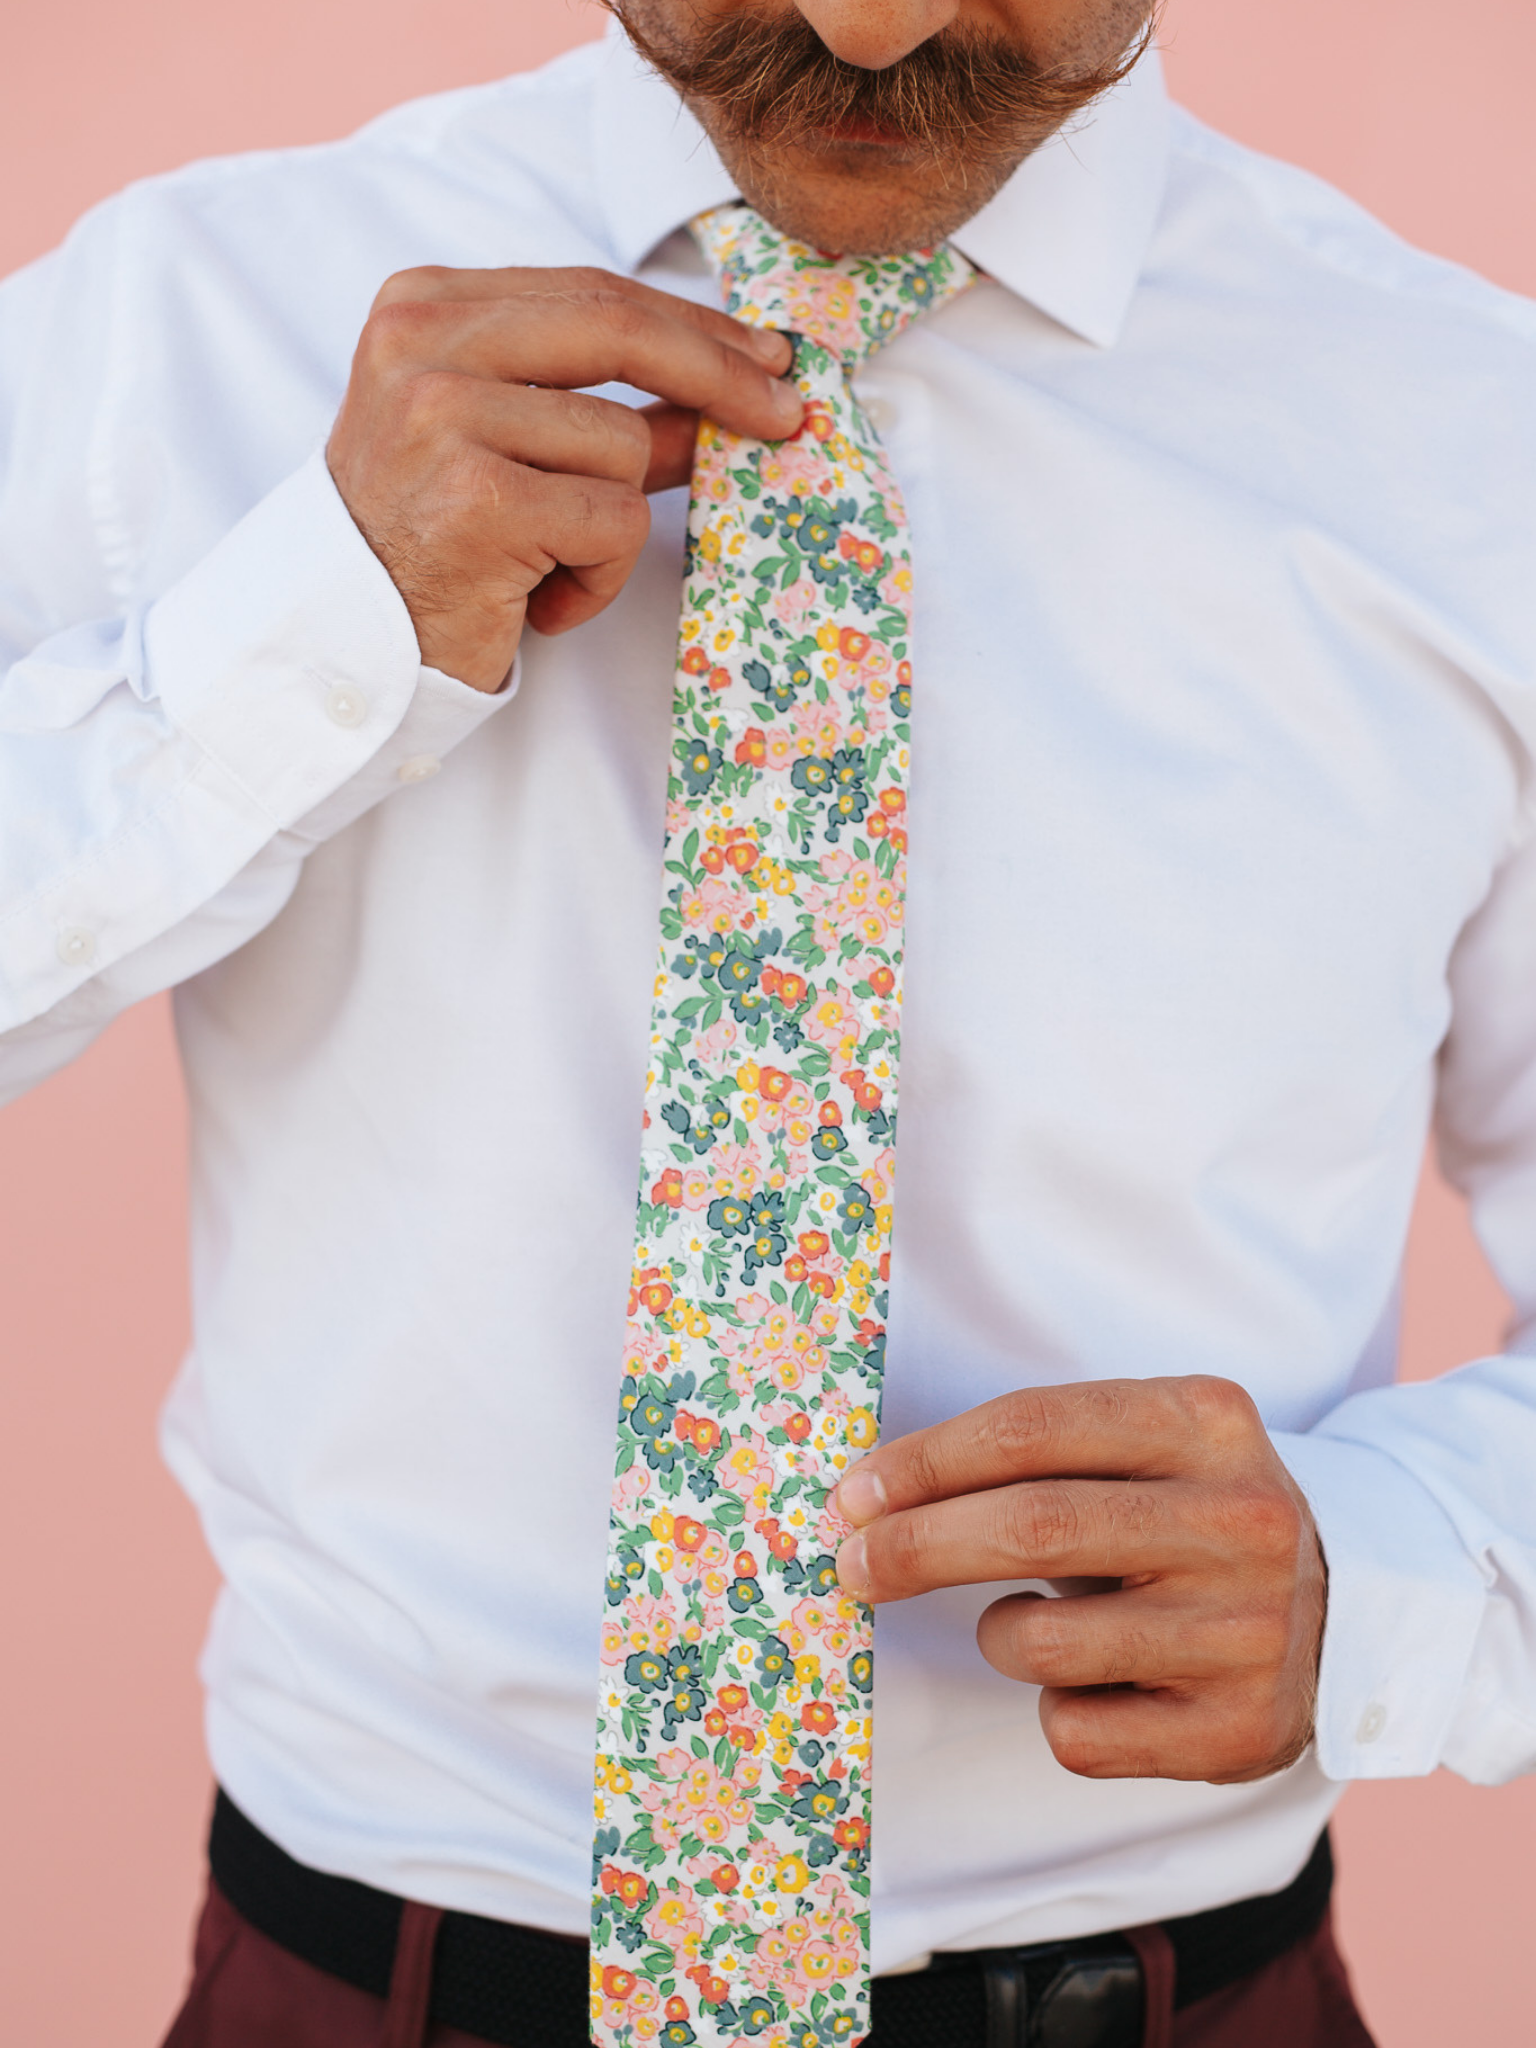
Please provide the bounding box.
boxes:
[847,1407,878,1451]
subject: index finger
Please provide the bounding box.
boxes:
[374,263,790,367]
[371,281,802,445]
[836,1377,1258,1524]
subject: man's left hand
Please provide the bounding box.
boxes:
[833,1377,1326,1784]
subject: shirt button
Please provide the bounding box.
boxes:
[1355,1703,1387,1744]
[397,754,442,784]
[56,925,97,967]
[861,396,895,435]
[325,684,368,729]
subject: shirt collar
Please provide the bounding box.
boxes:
[591,20,1170,349]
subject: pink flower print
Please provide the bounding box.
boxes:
[712,1145,760,1196]
[645,1883,705,1949]
[660,1760,754,1849]
[818,847,854,882]
[804,993,852,1049]
[791,1933,860,1999]
[613,1461,652,1512]
[815,1499,855,1553]
[822,1593,862,1657]
[789,1595,835,1648]
[622,1592,679,1657]
[765,1347,805,1393]
[718,1428,775,1503]
[765,726,797,771]
[694,1016,739,1061]
[681,875,745,932]
[624,1325,667,1373]
[681,1169,712,1211]
[773,437,840,497]
[773,580,818,629]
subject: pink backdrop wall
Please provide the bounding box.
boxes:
[1,2,1533,2039]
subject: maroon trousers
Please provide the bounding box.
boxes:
[162,1881,1379,2048]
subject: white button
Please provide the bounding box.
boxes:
[861,396,895,435]
[1355,1702,1387,1744]
[56,925,97,967]
[325,684,368,729]
[397,754,442,784]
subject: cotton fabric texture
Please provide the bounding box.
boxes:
[1,21,1534,1979]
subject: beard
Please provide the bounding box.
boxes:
[606,1,1157,252]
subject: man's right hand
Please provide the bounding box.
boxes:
[326,267,803,693]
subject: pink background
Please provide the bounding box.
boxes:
[1,0,1533,2039]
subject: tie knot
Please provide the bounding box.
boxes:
[693,204,975,374]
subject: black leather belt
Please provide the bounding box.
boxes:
[209,1790,1332,2048]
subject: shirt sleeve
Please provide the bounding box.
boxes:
[0,207,516,1107]
[1273,815,1536,1789]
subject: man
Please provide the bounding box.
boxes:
[1,0,1532,2042]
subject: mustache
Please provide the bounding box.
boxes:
[604,4,1156,159]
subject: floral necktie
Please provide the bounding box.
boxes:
[592,206,976,2048]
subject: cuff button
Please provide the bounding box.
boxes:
[56,926,97,967]
[325,684,368,729]
[397,754,442,784]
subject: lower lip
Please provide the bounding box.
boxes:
[813,118,913,147]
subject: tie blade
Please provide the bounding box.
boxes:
[593,210,966,2043]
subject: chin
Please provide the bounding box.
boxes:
[715,137,1018,257]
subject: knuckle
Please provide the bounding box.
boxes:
[561,390,606,436]
[363,296,442,366]
[1180,1374,1259,1441]
[589,287,651,345]
[1238,1485,1303,1563]
[399,368,467,432]
[1246,1604,1295,1672]
[614,487,652,551]
[1104,1485,1161,1539]
[987,1390,1055,1467]
[1004,1483,1082,1560]
[371,264,453,311]
[902,1430,950,1505]
[557,265,627,295]
[1015,1603,1076,1684]
[566,393,650,468]
[875,1510,928,1592]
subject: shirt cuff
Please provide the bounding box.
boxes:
[7,453,516,1022]
[285,658,520,843]
[147,447,428,815]
[1272,1427,1488,1780]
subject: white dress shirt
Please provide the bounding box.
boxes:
[2,26,1534,1970]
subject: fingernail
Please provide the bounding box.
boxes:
[836,1466,887,1528]
[749,324,791,365]
[836,1532,870,1599]
[771,379,804,425]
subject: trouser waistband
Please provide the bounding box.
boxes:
[208,1790,1333,2048]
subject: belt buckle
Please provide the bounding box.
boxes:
[982,1940,1143,2048]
